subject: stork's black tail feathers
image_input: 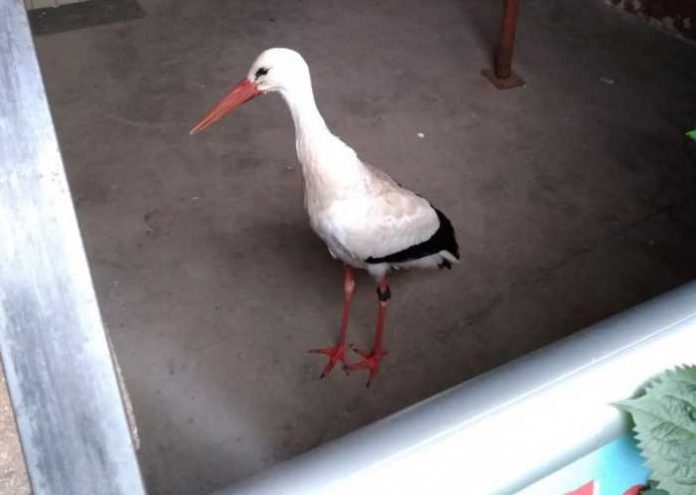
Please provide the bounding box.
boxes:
[433,208,459,266]
[365,207,460,265]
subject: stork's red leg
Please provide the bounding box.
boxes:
[347,276,390,387]
[309,265,355,378]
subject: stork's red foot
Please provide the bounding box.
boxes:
[347,348,388,387]
[309,345,349,378]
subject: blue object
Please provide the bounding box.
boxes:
[519,435,650,494]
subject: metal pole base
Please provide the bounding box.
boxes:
[481,68,525,90]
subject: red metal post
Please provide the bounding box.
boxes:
[482,0,524,89]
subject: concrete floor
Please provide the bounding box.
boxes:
[34,0,696,493]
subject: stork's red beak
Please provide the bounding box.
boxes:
[190,79,260,135]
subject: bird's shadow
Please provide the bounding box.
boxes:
[205,216,341,307]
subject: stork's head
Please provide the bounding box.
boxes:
[249,48,311,94]
[190,48,310,134]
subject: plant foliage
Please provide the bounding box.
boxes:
[641,479,670,494]
[616,366,696,495]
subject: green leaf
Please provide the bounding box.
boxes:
[616,365,696,494]
[641,479,670,494]
[687,129,696,141]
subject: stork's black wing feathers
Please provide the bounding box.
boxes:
[365,208,459,265]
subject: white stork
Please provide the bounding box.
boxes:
[191,48,459,386]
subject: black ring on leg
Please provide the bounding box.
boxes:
[377,285,391,302]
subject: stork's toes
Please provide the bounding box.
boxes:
[347,348,388,387]
[309,345,349,378]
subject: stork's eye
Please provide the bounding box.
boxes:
[255,67,269,79]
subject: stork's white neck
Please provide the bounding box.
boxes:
[280,85,332,149]
[279,84,366,208]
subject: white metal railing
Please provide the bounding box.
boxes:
[0,1,145,494]
[215,282,696,494]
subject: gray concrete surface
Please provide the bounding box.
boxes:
[33,0,696,494]
[0,370,30,495]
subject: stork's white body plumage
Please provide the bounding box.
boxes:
[276,50,458,278]
[191,48,459,385]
